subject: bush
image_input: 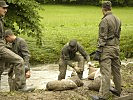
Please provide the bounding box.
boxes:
[5,0,42,45]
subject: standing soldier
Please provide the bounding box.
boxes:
[4,29,33,91]
[0,0,34,92]
[58,39,90,80]
[91,1,121,100]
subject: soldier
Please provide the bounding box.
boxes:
[4,29,33,91]
[58,39,90,80]
[0,0,34,92]
[91,1,121,100]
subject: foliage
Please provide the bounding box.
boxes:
[35,0,54,4]
[35,0,133,6]
[35,0,45,4]
[120,28,133,59]
[5,0,42,45]
[20,5,133,64]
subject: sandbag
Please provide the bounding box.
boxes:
[94,68,101,80]
[88,76,101,91]
[88,67,99,74]
[88,72,95,80]
[88,67,99,80]
[68,76,84,87]
[46,79,77,91]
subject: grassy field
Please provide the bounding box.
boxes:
[20,5,133,64]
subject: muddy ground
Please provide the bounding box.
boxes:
[0,59,133,100]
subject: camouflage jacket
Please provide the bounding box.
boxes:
[98,12,121,51]
[12,37,30,71]
[0,17,5,48]
[61,43,88,67]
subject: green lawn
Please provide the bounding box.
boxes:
[21,5,133,64]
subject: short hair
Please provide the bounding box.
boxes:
[4,29,14,37]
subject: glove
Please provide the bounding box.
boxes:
[93,50,101,61]
[90,50,101,61]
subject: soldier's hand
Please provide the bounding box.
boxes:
[25,71,31,78]
[93,50,101,61]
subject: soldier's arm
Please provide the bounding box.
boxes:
[5,43,12,50]
[19,39,30,71]
[77,43,89,61]
[98,19,108,51]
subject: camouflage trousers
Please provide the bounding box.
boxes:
[99,46,121,99]
[58,54,85,80]
[0,46,26,91]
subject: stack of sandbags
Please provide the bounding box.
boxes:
[46,75,84,91]
[88,76,101,91]
[87,64,101,91]
[88,68,114,91]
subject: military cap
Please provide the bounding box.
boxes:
[69,39,77,47]
[4,29,13,37]
[102,1,112,10]
[0,0,8,8]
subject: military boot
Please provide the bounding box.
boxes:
[18,85,35,92]
[109,87,121,97]
[91,95,105,100]
[8,77,16,91]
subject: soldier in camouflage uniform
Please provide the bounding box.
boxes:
[4,29,34,91]
[58,39,90,80]
[0,0,34,92]
[0,0,25,91]
[91,1,121,100]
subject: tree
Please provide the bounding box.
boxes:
[5,0,42,45]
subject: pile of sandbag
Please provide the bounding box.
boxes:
[87,63,114,91]
[46,79,77,91]
[46,75,83,91]
[87,66,101,91]
[88,76,101,91]
[88,67,99,80]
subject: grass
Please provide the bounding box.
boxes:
[20,5,133,64]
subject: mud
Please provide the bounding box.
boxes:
[1,64,89,92]
[0,60,133,100]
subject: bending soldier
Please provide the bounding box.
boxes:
[4,29,34,91]
[58,39,90,80]
[0,0,34,92]
[0,0,30,92]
